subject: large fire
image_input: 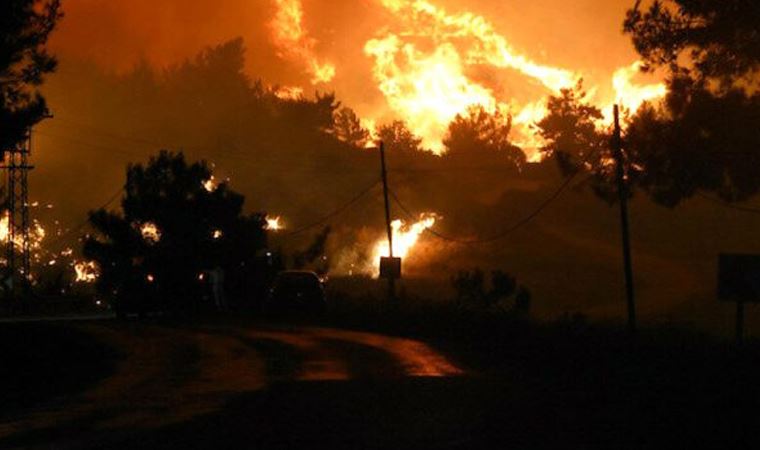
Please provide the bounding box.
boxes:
[271,0,666,157]
[366,0,666,155]
[264,0,669,266]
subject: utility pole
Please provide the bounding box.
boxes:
[612,104,636,333]
[379,141,397,300]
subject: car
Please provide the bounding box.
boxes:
[265,270,327,315]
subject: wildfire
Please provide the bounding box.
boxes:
[607,61,668,120]
[265,216,284,231]
[0,211,47,251]
[364,0,579,154]
[74,261,99,283]
[140,222,162,244]
[202,176,218,193]
[373,213,437,264]
[275,86,305,100]
[271,0,336,84]
[361,0,667,156]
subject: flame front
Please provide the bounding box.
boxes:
[271,0,336,84]
[608,61,668,118]
[365,0,580,154]
[361,0,666,155]
[265,0,668,154]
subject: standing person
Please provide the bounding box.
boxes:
[210,266,226,311]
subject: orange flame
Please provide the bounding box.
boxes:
[361,0,666,156]
[0,211,46,252]
[606,61,667,120]
[365,0,579,154]
[266,216,284,231]
[202,176,218,193]
[74,261,99,283]
[271,0,336,84]
[140,222,162,244]
[372,213,437,267]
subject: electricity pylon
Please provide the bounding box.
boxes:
[3,128,34,302]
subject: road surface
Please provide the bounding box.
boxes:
[0,321,493,450]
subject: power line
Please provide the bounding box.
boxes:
[696,192,760,214]
[389,174,574,245]
[277,179,382,239]
[36,127,378,174]
[44,185,125,250]
[45,116,552,174]
[388,159,596,245]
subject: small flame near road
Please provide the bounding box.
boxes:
[74,261,99,283]
[202,176,218,193]
[266,216,285,231]
[140,222,162,244]
[370,213,438,274]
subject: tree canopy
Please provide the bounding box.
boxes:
[536,84,606,177]
[625,0,760,90]
[443,106,526,169]
[0,0,62,150]
[377,121,425,154]
[623,0,760,206]
[331,107,370,148]
[83,151,268,312]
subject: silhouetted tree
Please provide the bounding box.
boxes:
[0,0,62,150]
[293,226,331,277]
[83,151,267,314]
[623,0,760,205]
[331,107,370,147]
[378,121,424,154]
[625,0,760,90]
[536,84,621,203]
[452,268,531,313]
[443,106,526,169]
[537,83,607,176]
[628,82,760,205]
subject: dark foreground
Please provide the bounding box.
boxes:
[1,317,759,449]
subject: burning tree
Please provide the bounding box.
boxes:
[83,151,268,314]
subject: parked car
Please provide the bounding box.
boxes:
[265,271,326,315]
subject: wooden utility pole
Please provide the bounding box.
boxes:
[379,141,396,300]
[612,105,637,333]
[736,299,745,344]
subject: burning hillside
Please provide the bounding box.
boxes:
[267,0,667,156]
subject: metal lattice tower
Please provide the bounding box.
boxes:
[3,130,33,300]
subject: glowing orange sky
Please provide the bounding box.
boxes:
[51,0,646,89]
[49,0,662,153]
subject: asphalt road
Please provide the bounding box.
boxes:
[0,321,494,450]
[5,319,758,449]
